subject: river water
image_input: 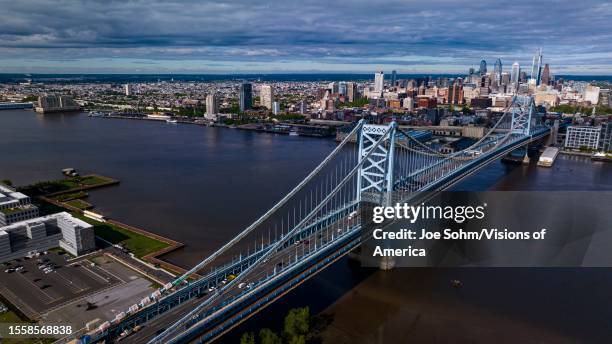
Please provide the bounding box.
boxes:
[1,110,611,342]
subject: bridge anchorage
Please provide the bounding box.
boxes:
[76,95,549,344]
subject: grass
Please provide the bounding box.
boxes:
[0,311,54,344]
[73,214,169,258]
[65,199,93,210]
[53,191,88,201]
[18,175,114,196]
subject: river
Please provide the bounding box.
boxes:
[1,109,611,342]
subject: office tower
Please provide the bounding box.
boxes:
[260,84,274,109]
[272,101,280,115]
[206,94,219,116]
[299,100,308,114]
[541,64,551,86]
[346,82,358,102]
[511,61,520,85]
[447,81,464,105]
[124,84,132,96]
[374,71,384,93]
[338,82,347,96]
[468,67,475,75]
[479,60,487,76]
[239,82,252,112]
[391,70,397,87]
[529,48,543,85]
[493,58,502,83]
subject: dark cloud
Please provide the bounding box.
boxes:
[0,0,611,73]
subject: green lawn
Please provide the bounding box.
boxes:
[65,199,93,210]
[18,175,114,196]
[73,214,169,258]
[53,191,88,201]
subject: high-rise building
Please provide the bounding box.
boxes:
[260,84,274,109]
[299,100,308,114]
[374,71,384,93]
[347,82,358,102]
[239,82,252,112]
[530,48,543,85]
[338,82,347,96]
[510,61,520,86]
[391,70,397,87]
[206,94,219,116]
[493,58,502,82]
[479,60,487,76]
[124,84,132,96]
[447,82,464,105]
[541,64,551,85]
[272,101,280,115]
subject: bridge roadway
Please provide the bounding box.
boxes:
[103,126,551,343]
[122,212,361,343]
[157,127,552,343]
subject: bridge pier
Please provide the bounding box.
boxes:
[522,152,530,165]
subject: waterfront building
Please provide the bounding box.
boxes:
[35,95,81,113]
[260,84,274,110]
[374,71,384,93]
[239,82,253,112]
[206,94,220,117]
[0,185,39,226]
[0,102,34,110]
[565,126,601,150]
[600,122,612,152]
[0,212,95,262]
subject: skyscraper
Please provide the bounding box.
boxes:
[239,82,252,112]
[347,82,358,102]
[391,70,397,87]
[374,71,384,93]
[479,60,487,76]
[206,94,219,116]
[338,82,347,96]
[124,84,132,96]
[510,61,520,85]
[530,48,543,85]
[541,64,551,85]
[260,84,274,109]
[493,58,502,83]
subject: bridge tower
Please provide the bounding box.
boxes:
[357,122,397,206]
[511,95,535,136]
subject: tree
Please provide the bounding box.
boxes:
[259,328,282,344]
[0,179,12,187]
[283,307,310,343]
[240,332,256,344]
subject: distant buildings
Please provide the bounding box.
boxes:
[347,82,358,102]
[124,84,132,96]
[391,70,397,87]
[510,61,520,87]
[479,60,487,76]
[239,82,252,112]
[374,71,384,93]
[35,95,81,113]
[584,85,600,105]
[260,84,274,110]
[272,101,281,115]
[493,58,502,83]
[529,48,543,85]
[541,64,551,85]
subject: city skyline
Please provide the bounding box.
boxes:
[1,0,611,74]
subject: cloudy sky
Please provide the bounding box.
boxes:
[1,0,611,74]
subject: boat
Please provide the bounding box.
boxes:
[289,130,299,136]
[166,119,178,124]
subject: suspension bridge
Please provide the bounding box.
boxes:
[76,95,550,344]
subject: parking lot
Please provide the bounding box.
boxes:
[0,251,121,319]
